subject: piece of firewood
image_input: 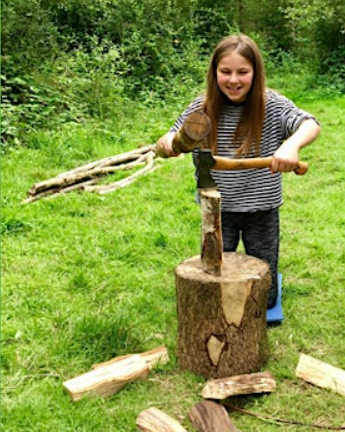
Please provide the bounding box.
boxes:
[188,400,240,432]
[295,353,345,396]
[136,407,188,432]
[92,345,169,370]
[201,371,276,399]
[63,354,149,401]
[200,189,223,276]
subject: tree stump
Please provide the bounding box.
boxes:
[175,252,271,379]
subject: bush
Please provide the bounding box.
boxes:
[1,0,344,150]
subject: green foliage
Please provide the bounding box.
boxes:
[1,37,128,147]
[284,0,345,77]
[1,72,84,148]
[1,0,345,149]
[1,0,60,68]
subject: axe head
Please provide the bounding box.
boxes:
[196,149,217,189]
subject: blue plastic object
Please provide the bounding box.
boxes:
[267,273,284,323]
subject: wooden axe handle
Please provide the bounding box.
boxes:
[213,155,308,175]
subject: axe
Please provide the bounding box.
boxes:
[197,148,309,189]
[156,110,308,189]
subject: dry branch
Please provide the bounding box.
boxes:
[201,371,276,399]
[23,179,98,204]
[224,403,345,430]
[57,145,155,177]
[24,145,159,203]
[295,354,345,396]
[136,407,188,432]
[83,151,156,194]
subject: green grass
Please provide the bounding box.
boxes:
[2,89,345,432]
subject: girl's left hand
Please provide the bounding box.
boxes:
[271,118,320,173]
[271,141,299,173]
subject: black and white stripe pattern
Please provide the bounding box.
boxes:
[170,90,318,212]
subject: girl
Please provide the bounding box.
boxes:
[157,34,320,308]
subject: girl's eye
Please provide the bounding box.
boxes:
[219,69,249,75]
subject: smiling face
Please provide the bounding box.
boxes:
[216,50,254,103]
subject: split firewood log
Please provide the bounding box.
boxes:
[136,407,188,432]
[63,346,169,402]
[188,400,240,432]
[92,345,169,370]
[201,371,276,399]
[63,354,149,401]
[295,353,345,396]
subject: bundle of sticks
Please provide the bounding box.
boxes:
[24,145,158,203]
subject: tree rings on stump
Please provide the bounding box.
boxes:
[175,252,271,379]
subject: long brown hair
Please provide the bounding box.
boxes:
[202,34,266,156]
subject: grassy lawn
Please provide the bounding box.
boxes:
[2,91,345,431]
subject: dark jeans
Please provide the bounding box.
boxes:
[221,208,279,309]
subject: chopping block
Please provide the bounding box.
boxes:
[175,252,271,379]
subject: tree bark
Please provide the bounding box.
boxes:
[175,252,271,379]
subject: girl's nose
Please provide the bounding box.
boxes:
[228,73,239,83]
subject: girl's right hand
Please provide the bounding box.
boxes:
[156,132,180,158]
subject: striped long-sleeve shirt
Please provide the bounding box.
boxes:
[170,90,318,212]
